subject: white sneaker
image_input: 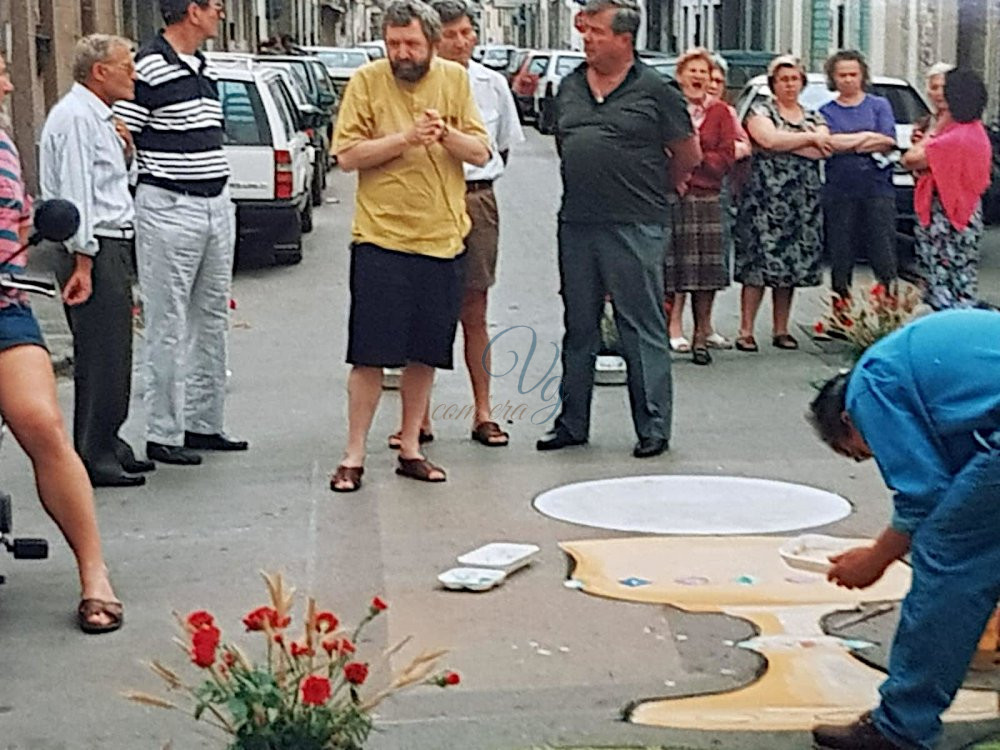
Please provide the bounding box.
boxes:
[706,332,734,350]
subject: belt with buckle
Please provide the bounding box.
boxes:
[94,226,135,240]
[465,180,494,192]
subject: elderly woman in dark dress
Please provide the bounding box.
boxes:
[734,55,831,352]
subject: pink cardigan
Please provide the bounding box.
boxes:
[915,120,992,231]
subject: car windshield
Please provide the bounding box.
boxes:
[315,50,368,69]
[528,56,549,75]
[219,80,271,145]
[555,56,584,76]
[483,48,509,62]
[799,82,931,124]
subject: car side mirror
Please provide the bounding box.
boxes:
[318,91,337,109]
[297,103,322,129]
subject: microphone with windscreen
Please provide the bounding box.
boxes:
[29,199,80,246]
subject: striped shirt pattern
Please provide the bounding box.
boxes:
[114,33,229,197]
[0,132,33,308]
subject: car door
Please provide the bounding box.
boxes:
[219,77,274,201]
[267,79,310,203]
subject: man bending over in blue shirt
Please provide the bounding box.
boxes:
[809,308,1000,750]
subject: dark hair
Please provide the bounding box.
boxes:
[430,0,472,25]
[945,69,988,123]
[161,0,211,25]
[807,371,852,447]
[824,49,870,92]
[382,0,442,43]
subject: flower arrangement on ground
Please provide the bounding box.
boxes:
[813,282,922,361]
[125,572,460,750]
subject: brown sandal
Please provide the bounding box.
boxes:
[77,598,124,634]
[330,464,364,493]
[471,421,509,447]
[387,430,434,450]
[395,457,447,483]
[772,333,800,350]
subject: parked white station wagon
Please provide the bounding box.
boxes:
[212,57,314,265]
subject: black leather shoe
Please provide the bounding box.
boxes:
[121,457,156,474]
[115,439,155,473]
[536,431,587,451]
[633,437,669,458]
[89,471,146,488]
[813,712,904,750]
[147,442,203,465]
[184,432,249,451]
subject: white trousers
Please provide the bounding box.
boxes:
[135,184,236,446]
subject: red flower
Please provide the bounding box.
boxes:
[843,318,855,328]
[870,283,886,297]
[444,671,461,685]
[190,626,220,668]
[229,298,237,310]
[833,296,849,311]
[273,633,284,645]
[242,606,291,632]
[186,610,215,631]
[223,650,237,667]
[343,661,369,685]
[322,637,355,656]
[314,612,339,633]
[371,597,388,612]
[290,642,314,658]
[301,675,332,706]
[813,321,825,334]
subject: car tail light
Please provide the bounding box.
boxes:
[274,149,293,200]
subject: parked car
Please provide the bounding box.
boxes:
[267,66,329,207]
[534,51,585,134]
[253,54,339,168]
[356,40,386,60]
[303,46,370,98]
[736,72,932,267]
[214,61,313,266]
[476,44,518,72]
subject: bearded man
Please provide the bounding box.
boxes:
[329,0,490,493]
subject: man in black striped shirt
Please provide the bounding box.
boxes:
[116,0,248,465]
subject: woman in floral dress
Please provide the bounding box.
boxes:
[734,55,831,352]
[903,68,992,309]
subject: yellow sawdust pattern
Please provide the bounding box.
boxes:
[562,536,1000,731]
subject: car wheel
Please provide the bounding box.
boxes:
[311,167,323,207]
[301,200,314,234]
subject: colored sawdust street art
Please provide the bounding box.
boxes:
[561,535,999,730]
[534,477,1000,732]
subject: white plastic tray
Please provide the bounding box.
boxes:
[438,567,507,592]
[779,534,861,574]
[457,542,540,574]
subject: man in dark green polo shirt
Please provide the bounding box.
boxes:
[536,0,700,458]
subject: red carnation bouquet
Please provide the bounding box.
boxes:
[126,573,459,749]
[813,282,922,361]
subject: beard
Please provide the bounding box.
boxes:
[390,56,431,82]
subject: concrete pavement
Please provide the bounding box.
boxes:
[3,129,999,749]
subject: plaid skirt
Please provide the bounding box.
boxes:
[664,192,729,293]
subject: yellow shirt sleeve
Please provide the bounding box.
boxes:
[332,71,373,156]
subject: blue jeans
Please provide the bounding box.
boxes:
[873,428,1000,749]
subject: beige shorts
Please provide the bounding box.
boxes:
[463,184,500,292]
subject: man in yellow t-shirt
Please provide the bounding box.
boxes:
[330,0,490,493]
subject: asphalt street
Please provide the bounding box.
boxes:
[3,129,1000,750]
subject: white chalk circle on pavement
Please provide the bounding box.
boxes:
[533,475,852,535]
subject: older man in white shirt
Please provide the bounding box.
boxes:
[389,0,524,449]
[39,34,153,488]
